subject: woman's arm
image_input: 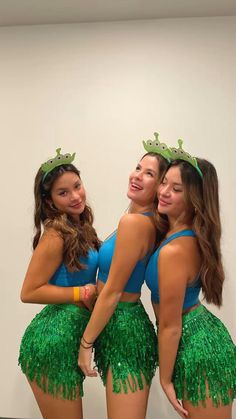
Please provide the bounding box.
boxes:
[78,214,151,374]
[158,243,189,417]
[20,228,93,305]
[83,214,148,341]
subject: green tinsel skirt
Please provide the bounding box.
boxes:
[94,300,158,394]
[18,304,91,399]
[173,304,236,407]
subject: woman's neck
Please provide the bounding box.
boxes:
[166,222,192,238]
[69,214,81,224]
[128,202,154,214]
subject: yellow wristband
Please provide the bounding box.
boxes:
[73,286,80,302]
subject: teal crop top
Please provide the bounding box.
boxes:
[98,214,152,293]
[145,230,201,310]
[49,248,98,287]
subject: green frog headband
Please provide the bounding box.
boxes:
[41,148,76,181]
[142,133,203,178]
[142,132,172,162]
[169,139,203,178]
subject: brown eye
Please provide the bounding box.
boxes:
[173,187,182,192]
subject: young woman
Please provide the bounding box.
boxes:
[145,143,236,419]
[78,134,170,419]
[18,149,100,419]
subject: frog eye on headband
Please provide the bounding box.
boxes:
[142,132,171,163]
[41,148,76,181]
[169,139,203,178]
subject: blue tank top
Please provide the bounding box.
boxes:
[98,214,152,293]
[49,248,98,287]
[145,230,201,310]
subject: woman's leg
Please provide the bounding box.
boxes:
[105,369,150,419]
[29,380,83,419]
[183,398,232,419]
[175,306,235,419]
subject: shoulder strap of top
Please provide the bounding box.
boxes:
[158,229,196,252]
[141,212,153,216]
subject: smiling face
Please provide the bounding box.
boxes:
[158,165,187,221]
[127,155,160,208]
[50,171,86,221]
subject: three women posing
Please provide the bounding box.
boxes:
[19,139,236,419]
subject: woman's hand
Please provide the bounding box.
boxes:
[81,284,97,311]
[161,382,188,418]
[78,344,97,377]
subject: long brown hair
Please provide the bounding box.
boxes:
[156,159,224,307]
[141,152,170,211]
[33,164,100,271]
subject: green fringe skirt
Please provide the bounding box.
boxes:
[173,304,236,407]
[18,304,91,399]
[94,300,158,394]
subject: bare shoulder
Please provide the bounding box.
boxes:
[171,235,198,257]
[118,213,154,233]
[42,227,63,241]
[160,240,189,264]
[38,228,64,253]
[158,236,200,289]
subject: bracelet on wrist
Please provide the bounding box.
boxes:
[83,285,90,301]
[82,335,94,346]
[73,286,80,302]
[80,341,93,349]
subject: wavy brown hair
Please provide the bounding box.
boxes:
[141,152,170,211]
[156,159,224,307]
[33,164,100,271]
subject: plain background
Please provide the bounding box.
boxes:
[0,16,235,418]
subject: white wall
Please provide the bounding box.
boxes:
[0,16,235,418]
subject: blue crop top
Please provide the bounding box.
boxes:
[98,214,152,293]
[145,230,201,310]
[49,248,98,287]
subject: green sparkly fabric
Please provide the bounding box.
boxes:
[18,304,91,399]
[173,304,236,407]
[94,301,158,394]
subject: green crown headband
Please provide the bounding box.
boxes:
[142,132,172,162]
[169,139,203,178]
[41,148,76,181]
[142,133,203,178]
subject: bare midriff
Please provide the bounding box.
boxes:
[152,302,200,323]
[97,279,141,303]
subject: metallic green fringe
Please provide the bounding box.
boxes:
[18,304,91,399]
[94,301,158,394]
[173,304,236,407]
